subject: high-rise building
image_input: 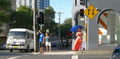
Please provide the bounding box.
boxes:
[37,0,50,10]
[16,0,34,10]
[16,0,49,10]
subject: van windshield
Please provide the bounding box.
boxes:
[9,31,26,39]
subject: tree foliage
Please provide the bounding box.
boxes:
[44,6,55,20]
[0,0,12,32]
[42,6,56,33]
[56,18,72,37]
[10,5,33,30]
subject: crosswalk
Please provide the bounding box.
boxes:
[71,54,111,59]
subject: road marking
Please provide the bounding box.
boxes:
[71,55,78,59]
[32,53,40,55]
[7,56,21,59]
[23,55,29,56]
[80,56,110,58]
[43,51,76,55]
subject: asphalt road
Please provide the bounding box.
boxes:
[0,50,112,59]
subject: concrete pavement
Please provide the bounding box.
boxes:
[31,48,114,55]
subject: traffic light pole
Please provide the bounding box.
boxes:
[33,0,37,52]
[39,24,43,30]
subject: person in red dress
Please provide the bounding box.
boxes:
[73,27,83,51]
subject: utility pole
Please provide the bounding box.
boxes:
[56,12,64,49]
[33,0,37,52]
[84,0,89,51]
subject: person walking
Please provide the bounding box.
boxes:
[36,30,45,53]
[73,27,83,51]
[45,33,51,52]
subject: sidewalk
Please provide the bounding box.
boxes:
[32,48,114,55]
[32,36,114,55]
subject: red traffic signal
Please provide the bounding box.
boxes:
[37,10,45,25]
[80,9,84,17]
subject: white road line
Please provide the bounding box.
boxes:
[71,55,78,59]
[43,51,76,55]
[7,56,21,59]
[80,56,110,58]
[23,55,29,56]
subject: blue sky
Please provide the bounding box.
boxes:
[50,0,72,24]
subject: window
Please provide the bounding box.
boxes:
[37,3,39,5]
[37,6,40,9]
[9,31,26,39]
[37,0,40,2]
[27,33,29,39]
[75,0,77,6]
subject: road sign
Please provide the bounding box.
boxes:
[84,5,99,19]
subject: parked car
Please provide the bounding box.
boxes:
[110,46,120,59]
[0,44,6,50]
[51,43,56,47]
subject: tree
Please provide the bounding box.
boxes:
[10,5,33,30]
[42,6,56,33]
[0,0,12,32]
[44,6,55,20]
[60,18,72,37]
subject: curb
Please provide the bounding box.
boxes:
[31,50,113,55]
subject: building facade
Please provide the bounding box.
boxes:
[37,0,49,10]
[16,0,49,10]
[16,0,34,10]
[72,0,120,50]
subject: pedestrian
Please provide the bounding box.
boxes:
[45,33,51,52]
[36,30,45,53]
[73,27,83,51]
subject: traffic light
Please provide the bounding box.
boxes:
[37,10,45,25]
[80,9,84,17]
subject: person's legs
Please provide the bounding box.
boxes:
[49,46,51,52]
[46,46,48,52]
[46,42,49,52]
[39,42,42,53]
[40,47,42,53]
[41,42,44,53]
[49,42,51,52]
[41,47,44,53]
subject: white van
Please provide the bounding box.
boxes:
[6,28,34,52]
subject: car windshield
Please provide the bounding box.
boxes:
[8,31,25,39]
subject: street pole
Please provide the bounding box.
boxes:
[33,0,37,52]
[39,24,42,30]
[56,12,64,49]
[84,0,89,51]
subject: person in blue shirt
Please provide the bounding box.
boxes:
[36,30,45,53]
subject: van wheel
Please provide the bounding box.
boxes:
[25,45,29,52]
[25,49,28,52]
[10,49,13,52]
[31,49,34,52]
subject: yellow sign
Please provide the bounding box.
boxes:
[84,5,99,19]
